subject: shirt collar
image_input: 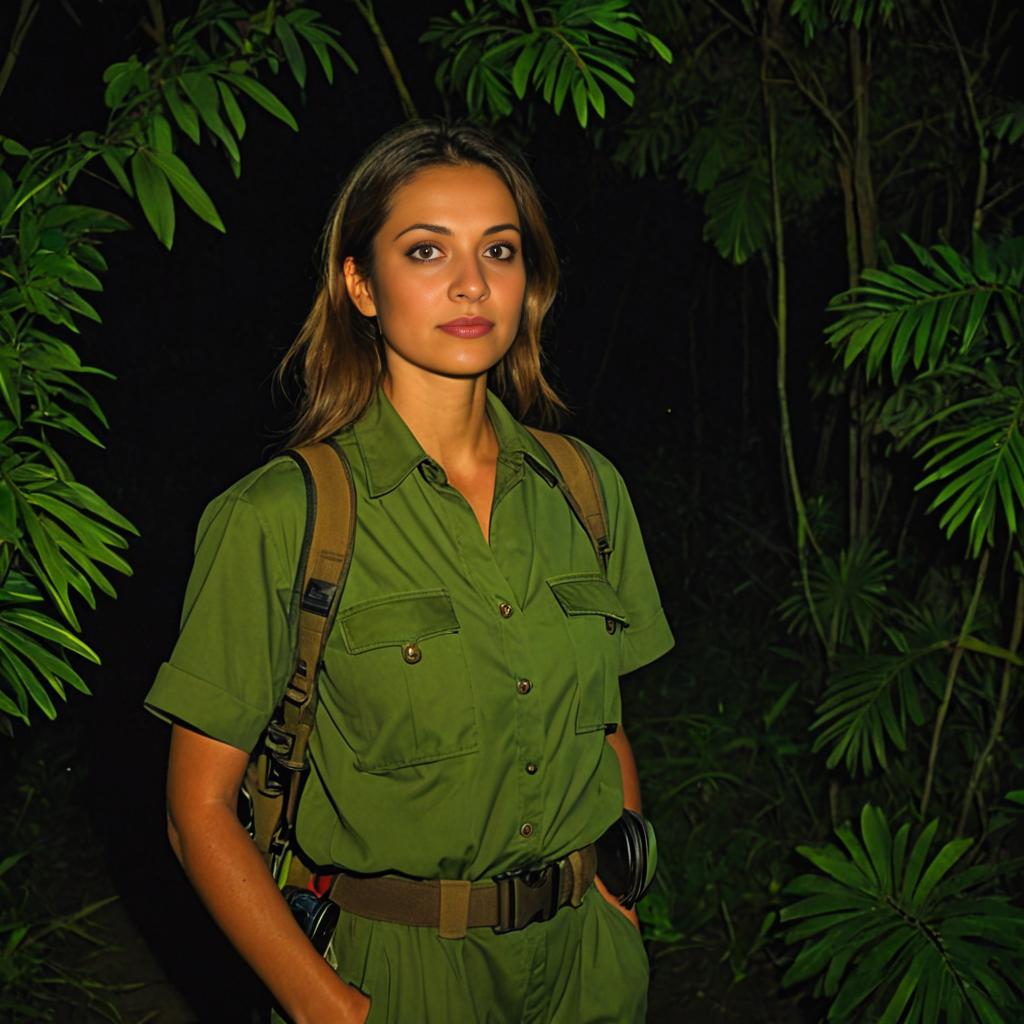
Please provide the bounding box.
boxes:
[350,388,560,498]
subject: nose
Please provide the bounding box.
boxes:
[448,254,489,303]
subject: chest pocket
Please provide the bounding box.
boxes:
[547,572,628,733]
[326,589,478,772]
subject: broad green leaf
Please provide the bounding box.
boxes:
[222,73,299,131]
[0,607,99,662]
[275,16,307,88]
[217,81,246,140]
[512,40,538,99]
[860,804,893,894]
[130,150,174,249]
[162,81,201,145]
[900,819,938,905]
[145,149,225,232]
[181,71,239,162]
[911,838,973,909]
[148,113,173,154]
[0,642,56,719]
[100,148,133,197]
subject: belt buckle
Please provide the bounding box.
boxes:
[493,862,562,934]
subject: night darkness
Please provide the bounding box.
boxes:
[3,1,1023,1022]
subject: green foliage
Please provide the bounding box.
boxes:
[422,0,671,128]
[781,804,1024,1022]
[827,236,1023,383]
[828,235,1024,556]
[779,536,895,651]
[0,2,353,730]
[810,628,938,776]
[789,0,901,41]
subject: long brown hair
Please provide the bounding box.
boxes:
[278,119,565,447]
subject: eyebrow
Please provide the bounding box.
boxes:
[392,222,521,241]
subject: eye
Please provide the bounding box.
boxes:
[406,243,443,262]
[484,242,517,261]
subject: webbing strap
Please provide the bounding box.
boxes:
[526,429,611,572]
[277,442,355,835]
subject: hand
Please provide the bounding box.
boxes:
[296,981,370,1024]
[347,989,371,1024]
[594,873,641,932]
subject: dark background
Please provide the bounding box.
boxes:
[2,1,886,1020]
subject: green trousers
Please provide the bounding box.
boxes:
[272,884,648,1023]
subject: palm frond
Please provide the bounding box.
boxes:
[826,235,1024,383]
[810,632,942,776]
[782,805,1024,1022]
[780,536,895,651]
[913,383,1024,557]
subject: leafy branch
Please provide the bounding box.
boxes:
[423,0,671,127]
[0,1,354,729]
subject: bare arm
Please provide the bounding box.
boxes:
[166,724,370,1024]
[596,722,642,929]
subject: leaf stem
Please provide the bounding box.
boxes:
[0,0,39,104]
[761,20,825,662]
[350,0,418,120]
[920,547,990,817]
[956,570,1024,835]
[938,0,988,230]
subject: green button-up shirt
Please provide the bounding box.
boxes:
[146,390,673,881]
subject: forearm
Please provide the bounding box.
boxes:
[170,802,352,1022]
[606,723,642,813]
[166,727,367,1024]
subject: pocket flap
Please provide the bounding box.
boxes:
[547,574,629,624]
[339,590,460,653]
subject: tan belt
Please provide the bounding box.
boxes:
[329,845,598,940]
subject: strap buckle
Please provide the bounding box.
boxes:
[492,862,562,934]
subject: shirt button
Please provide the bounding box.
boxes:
[499,601,514,619]
[525,761,538,775]
[516,679,532,695]
[605,617,618,634]
[401,642,422,664]
[519,823,534,838]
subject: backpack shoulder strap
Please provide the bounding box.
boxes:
[526,428,611,572]
[275,441,355,830]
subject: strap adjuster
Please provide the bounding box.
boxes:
[302,578,337,616]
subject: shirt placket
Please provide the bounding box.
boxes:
[422,452,548,861]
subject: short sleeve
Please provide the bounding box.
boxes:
[578,441,675,676]
[144,464,303,752]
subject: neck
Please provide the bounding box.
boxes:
[383,371,496,472]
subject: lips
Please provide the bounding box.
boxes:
[439,316,494,338]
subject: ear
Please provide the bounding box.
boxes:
[343,256,377,317]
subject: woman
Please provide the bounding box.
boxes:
[147,119,674,1024]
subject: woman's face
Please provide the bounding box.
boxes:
[344,163,527,383]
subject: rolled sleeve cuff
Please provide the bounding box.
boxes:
[621,607,675,676]
[144,661,269,753]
